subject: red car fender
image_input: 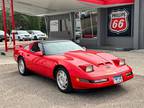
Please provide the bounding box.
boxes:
[55,59,91,81]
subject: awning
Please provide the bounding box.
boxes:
[0,0,134,16]
[79,0,134,6]
[0,0,101,16]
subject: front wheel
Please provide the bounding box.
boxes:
[56,67,73,93]
[18,57,29,76]
[34,36,38,40]
[18,37,22,41]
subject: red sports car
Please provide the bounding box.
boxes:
[14,40,134,93]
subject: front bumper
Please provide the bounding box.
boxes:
[23,37,31,40]
[71,71,134,89]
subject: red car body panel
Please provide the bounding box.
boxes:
[14,42,134,89]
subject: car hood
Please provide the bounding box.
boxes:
[64,50,118,66]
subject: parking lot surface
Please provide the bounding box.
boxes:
[0,41,144,108]
[0,64,144,108]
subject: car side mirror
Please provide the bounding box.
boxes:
[35,51,43,56]
[19,45,23,48]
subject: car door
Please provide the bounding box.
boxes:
[28,42,52,76]
[29,42,56,78]
[25,42,42,73]
[22,44,34,70]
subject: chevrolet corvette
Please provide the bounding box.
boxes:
[14,40,134,93]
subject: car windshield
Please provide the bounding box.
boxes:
[43,41,84,55]
[18,31,29,34]
[0,31,4,34]
[76,29,81,32]
[33,31,44,34]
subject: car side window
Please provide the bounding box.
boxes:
[31,43,41,52]
[24,45,29,50]
[15,32,18,35]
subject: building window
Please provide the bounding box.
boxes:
[74,9,98,40]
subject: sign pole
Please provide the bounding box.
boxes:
[10,0,16,51]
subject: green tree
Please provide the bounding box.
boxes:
[0,10,46,32]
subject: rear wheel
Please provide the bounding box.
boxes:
[18,57,29,76]
[56,67,73,93]
[34,36,38,40]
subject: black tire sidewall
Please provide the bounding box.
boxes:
[56,67,73,93]
[34,36,37,40]
[18,57,28,76]
[18,37,22,41]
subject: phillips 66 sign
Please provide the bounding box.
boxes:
[109,10,128,33]
[108,6,132,36]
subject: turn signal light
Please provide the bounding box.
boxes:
[126,72,133,76]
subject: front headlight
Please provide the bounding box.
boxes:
[119,59,125,66]
[79,65,94,72]
[86,65,93,72]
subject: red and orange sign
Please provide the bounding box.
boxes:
[109,10,129,34]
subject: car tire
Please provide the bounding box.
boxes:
[18,37,22,41]
[34,36,38,40]
[56,67,73,93]
[18,57,29,76]
[10,37,13,41]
